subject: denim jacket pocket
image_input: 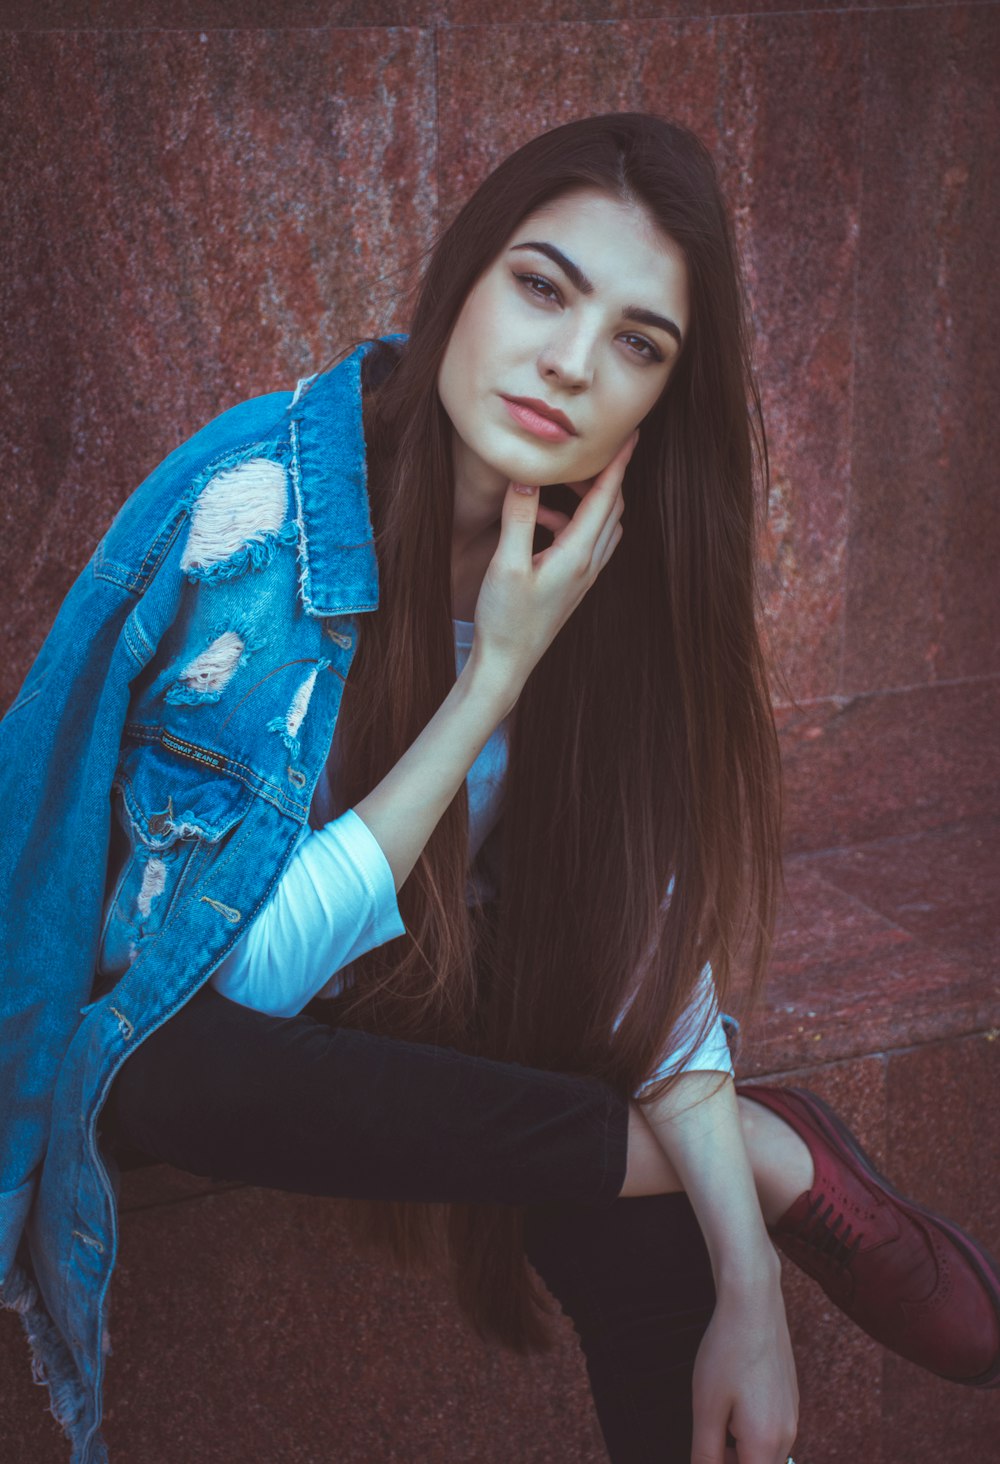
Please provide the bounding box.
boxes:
[97,740,254,984]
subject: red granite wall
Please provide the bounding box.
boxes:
[2,4,998,1462]
[3,4,998,783]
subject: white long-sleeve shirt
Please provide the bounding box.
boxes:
[210,618,734,1090]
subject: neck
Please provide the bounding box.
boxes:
[450,429,507,557]
[449,432,507,622]
[450,521,501,622]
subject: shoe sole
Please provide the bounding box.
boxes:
[745,1082,1000,1389]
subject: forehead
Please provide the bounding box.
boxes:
[502,187,689,331]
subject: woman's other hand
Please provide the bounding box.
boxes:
[469,428,637,687]
[691,1261,799,1464]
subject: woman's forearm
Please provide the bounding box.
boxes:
[640,1072,780,1295]
[644,1072,800,1458]
[352,649,519,894]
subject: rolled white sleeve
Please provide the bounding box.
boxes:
[209,808,406,1017]
[613,961,735,1100]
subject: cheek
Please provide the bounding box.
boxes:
[440,302,496,413]
[562,437,628,482]
[577,376,666,469]
[438,335,479,436]
[565,401,639,479]
[450,283,499,368]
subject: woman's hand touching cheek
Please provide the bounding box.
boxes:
[469,429,638,690]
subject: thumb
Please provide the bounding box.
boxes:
[496,480,540,565]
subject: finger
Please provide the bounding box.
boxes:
[589,497,624,568]
[691,1431,725,1464]
[495,481,540,566]
[690,1413,726,1464]
[590,476,625,552]
[724,1429,795,1464]
[593,520,623,574]
[558,433,636,551]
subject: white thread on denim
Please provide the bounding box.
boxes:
[180,458,288,573]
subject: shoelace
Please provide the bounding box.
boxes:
[793,1191,864,1272]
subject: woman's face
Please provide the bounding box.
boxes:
[437,187,690,499]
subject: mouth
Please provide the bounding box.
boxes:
[500,395,578,442]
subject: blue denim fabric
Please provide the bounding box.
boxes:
[0,337,403,1462]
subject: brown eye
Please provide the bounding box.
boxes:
[514,271,561,303]
[621,333,662,363]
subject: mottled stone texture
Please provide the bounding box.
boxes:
[847,7,1000,693]
[0,0,882,31]
[101,1187,609,1462]
[778,676,1000,853]
[1,26,436,704]
[2,1181,610,1463]
[6,8,998,835]
[3,6,999,1463]
[1,2,449,27]
[6,1027,998,1460]
[732,812,1000,1076]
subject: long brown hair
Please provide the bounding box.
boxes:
[308,113,783,1352]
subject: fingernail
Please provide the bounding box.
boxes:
[512,482,537,495]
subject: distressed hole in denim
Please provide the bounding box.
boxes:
[135,857,167,918]
[180,458,288,575]
[286,668,318,741]
[169,630,245,702]
[266,659,328,760]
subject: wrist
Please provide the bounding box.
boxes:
[715,1237,783,1302]
[460,648,524,718]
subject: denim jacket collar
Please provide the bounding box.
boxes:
[286,334,405,619]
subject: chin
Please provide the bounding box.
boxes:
[471,423,590,488]
[494,448,588,488]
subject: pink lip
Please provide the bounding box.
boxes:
[500,395,576,442]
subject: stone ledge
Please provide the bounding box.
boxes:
[4,818,997,1461]
[6,1036,997,1463]
[777,679,1000,854]
[738,813,1000,1077]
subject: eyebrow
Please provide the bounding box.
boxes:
[510,240,684,347]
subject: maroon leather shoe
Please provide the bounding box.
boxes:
[736,1081,1000,1387]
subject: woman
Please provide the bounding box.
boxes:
[2,113,997,1464]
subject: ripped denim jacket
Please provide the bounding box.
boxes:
[0,332,737,1463]
[0,336,392,1463]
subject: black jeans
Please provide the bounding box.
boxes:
[101,982,717,1463]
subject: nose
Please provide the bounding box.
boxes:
[537,318,594,393]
